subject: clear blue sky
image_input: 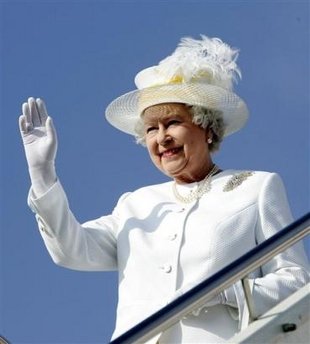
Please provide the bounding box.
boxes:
[1,0,309,343]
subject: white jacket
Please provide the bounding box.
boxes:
[28,170,309,343]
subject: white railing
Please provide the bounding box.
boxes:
[110,213,310,344]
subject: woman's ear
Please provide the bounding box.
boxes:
[206,128,213,144]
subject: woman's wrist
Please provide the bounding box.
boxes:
[28,162,57,198]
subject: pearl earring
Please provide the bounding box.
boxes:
[207,138,212,144]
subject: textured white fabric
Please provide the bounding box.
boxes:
[27,170,309,343]
[105,83,248,137]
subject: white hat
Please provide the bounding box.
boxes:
[105,35,248,137]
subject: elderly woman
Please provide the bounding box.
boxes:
[19,36,309,343]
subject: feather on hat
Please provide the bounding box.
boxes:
[106,35,248,137]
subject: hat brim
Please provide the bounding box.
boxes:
[105,83,248,137]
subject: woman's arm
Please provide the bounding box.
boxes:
[20,98,119,271]
[231,173,309,329]
[28,180,120,271]
[251,173,309,315]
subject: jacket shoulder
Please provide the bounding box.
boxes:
[217,169,284,194]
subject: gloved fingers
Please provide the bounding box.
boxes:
[46,117,57,144]
[19,115,28,134]
[22,102,33,132]
[28,97,41,127]
[36,98,48,125]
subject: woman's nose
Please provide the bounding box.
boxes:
[157,127,172,145]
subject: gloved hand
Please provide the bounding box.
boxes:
[190,292,225,316]
[19,97,58,197]
[171,279,226,317]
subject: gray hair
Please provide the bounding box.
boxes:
[135,105,225,152]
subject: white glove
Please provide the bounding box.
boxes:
[190,293,225,316]
[19,97,58,198]
[171,279,226,317]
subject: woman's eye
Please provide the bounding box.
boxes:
[146,127,157,134]
[168,120,180,126]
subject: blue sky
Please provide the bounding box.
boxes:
[1,0,309,343]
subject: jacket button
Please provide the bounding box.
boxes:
[160,264,172,273]
[36,216,53,238]
[37,217,46,232]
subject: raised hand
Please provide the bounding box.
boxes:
[19,97,58,197]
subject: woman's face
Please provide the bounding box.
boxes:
[143,103,213,184]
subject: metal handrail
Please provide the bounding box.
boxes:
[110,213,310,344]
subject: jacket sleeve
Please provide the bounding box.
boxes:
[230,173,309,329]
[28,179,127,271]
[252,173,309,312]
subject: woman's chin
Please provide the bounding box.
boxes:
[162,167,189,183]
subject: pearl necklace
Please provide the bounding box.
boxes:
[172,164,220,203]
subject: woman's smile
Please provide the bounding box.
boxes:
[160,147,183,158]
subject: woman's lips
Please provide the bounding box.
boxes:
[161,147,182,158]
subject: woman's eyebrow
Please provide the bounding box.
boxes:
[143,112,183,125]
[143,118,157,126]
